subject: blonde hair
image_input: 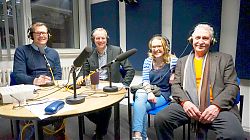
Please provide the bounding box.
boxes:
[148,35,174,64]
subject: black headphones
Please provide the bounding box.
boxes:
[27,22,51,40]
[187,22,217,46]
[148,34,170,53]
[91,28,110,44]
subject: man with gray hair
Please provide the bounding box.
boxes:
[154,23,245,140]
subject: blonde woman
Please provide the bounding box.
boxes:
[132,35,177,140]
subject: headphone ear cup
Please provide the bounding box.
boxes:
[106,35,109,44]
[91,36,95,44]
[90,28,97,44]
[161,36,170,47]
[27,27,34,40]
[47,33,51,40]
[211,37,217,46]
[91,31,95,44]
[188,36,193,44]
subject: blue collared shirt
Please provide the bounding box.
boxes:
[98,47,108,80]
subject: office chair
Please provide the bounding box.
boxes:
[128,91,187,140]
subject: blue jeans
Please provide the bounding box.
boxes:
[132,89,168,140]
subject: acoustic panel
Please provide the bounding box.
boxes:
[91,1,120,46]
[126,0,162,70]
[172,0,222,58]
[236,0,250,79]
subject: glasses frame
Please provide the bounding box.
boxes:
[33,32,48,36]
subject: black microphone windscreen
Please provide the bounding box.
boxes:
[73,46,93,67]
[116,48,137,62]
[38,46,45,55]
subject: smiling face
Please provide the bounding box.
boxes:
[151,38,165,58]
[32,25,49,47]
[191,24,214,58]
[92,28,108,54]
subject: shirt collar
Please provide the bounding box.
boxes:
[97,47,107,57]
[31,43,47,51]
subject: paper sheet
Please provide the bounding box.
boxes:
[25,99,73,120]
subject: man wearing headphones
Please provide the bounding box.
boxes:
[13,22,62,85]
[77,27,135,139]
[12,22,64,139]
[154,23,245,139]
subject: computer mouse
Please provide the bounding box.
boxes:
[45,100,65,115]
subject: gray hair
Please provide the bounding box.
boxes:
[192,24,214,38]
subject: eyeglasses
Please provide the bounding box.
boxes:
[33,32,48,36]
[151,45,163,49]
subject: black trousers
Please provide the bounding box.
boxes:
[85,107,112,136]
[154,103,245,140]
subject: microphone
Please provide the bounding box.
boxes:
[38,47,55,86]
[39,47,51,68]
[116,48,137,61]
[100,48,137,92]
[73,46,93,67]
[98,48,137,70]
[66,47,92,105]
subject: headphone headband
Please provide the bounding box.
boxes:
[148,34,170,53]
[27,22,51,40]
[187,22,217,46]
[91,28,109,44]
[149,34,170,47]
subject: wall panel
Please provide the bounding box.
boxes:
[236,0,250,79]
[126,0,162,70]
[172,0,222,57]
[91,1,120,46]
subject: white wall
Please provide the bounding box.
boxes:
[220,0,250,131]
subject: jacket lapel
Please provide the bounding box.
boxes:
[210,52,217,89]
[90,50,99,69]
[107,45,113,63]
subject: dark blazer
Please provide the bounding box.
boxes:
[171,52,241,120]
[78,45,135,86]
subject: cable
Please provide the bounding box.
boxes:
[43,120,65,135]
[20,120,66,139]
[75,70,96,86]
[31,86,64,100]
[178,43,190,58]
[10,94,21,108]
[21,122,34,140]
[48,64,55,83]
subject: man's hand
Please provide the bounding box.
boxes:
[199,105,220,124]
[148,92,156,103]
[33,75,51,85]
[182,101,201,120]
